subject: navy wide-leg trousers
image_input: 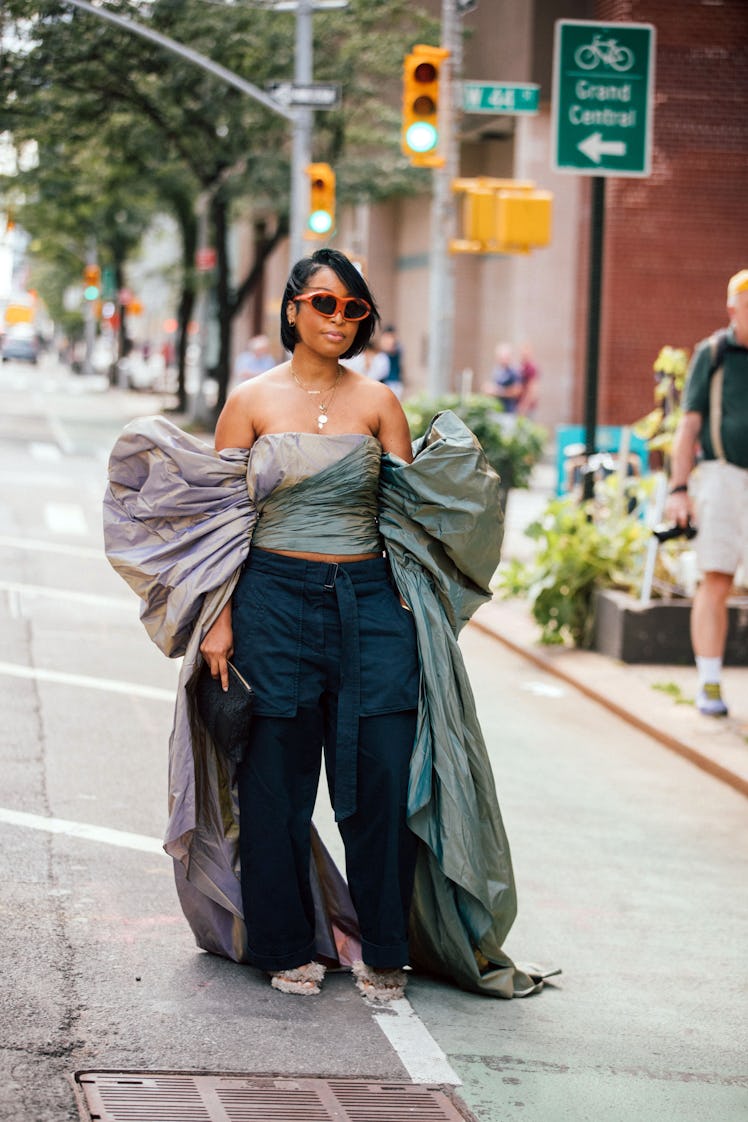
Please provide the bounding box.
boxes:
[231,548,420,972]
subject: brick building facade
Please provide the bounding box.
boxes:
[589,0,748,424]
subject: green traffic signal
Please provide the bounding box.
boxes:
[405,120,439,154]
[308,209,333,235]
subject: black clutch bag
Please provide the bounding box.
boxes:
[193,659,254,764]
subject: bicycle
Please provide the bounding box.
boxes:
[574,35,634,72]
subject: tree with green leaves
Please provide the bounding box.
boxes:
[2,0,437,411]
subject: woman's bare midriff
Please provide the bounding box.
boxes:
[261,547,382,563]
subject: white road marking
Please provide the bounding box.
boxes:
[0,802,459,1087]
[30,441,63,462]
[521,680,567,698]
[0,661,174,701]
[0,470,86,490]
[371,999,461,1085]
[0,534,102,559]
[0,807,164,854]
[0,580,134,610]
[46,415,75,454]
[44,502,88,536]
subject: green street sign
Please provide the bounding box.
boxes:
[551,20,655,177]
[462,81,540,116]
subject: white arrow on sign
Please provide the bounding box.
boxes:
[578,132,627,164]
[266,81,341,109]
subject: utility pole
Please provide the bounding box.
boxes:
[427,0,462,395]
[289,0,314,265]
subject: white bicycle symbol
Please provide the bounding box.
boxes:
[574,35,634,71]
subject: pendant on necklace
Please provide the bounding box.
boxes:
[317,413,328,428]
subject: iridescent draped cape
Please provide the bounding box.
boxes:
[103,412,551,996]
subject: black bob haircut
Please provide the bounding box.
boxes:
[280,248,380,359]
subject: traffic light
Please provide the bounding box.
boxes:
[450,178,553,254]
[496,188,552,253]
[460,183,498,246]
[83,264,101,301]
[305,163,335,238]
[402,44,450,167]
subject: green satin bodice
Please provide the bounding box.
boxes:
[247,432,382,555]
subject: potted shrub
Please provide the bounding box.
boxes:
[495,482,650,647]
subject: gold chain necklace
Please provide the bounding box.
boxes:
[290,364,344,431]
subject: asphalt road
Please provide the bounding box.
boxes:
[0,356,745,1122]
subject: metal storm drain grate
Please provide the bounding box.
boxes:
[74,1072,473,1122]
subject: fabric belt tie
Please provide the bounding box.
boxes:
[324,563,360,822]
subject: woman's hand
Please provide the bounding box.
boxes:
[199,603,234,691]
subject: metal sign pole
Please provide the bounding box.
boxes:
[290,0,313,267]
[582,175,605,499]
[427,0,461,396]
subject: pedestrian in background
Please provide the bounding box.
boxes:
[345,339,390,382]
[379,325,404,398]
[485,342,522,413]
[517,343,540,417]
[233,334,275,384]
[666,269,748,717]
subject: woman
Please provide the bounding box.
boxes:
[200,248,419,998]
[103,251,553,1005]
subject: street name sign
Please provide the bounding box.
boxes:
[266,81,342,109]
[551,20,655,177]
[462,81,540,116]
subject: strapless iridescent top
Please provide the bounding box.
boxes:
[247,432,382,555]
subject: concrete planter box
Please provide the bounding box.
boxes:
[593,588,748,665]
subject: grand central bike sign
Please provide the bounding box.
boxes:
[551,20,656,177]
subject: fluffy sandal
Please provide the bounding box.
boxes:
[268,962,326,996]
[352,960,407,1003]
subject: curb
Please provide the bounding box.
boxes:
[470,604,748,801]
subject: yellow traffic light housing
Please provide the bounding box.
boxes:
[83,263,101,301]
[402,44,450,167]
[450,178,553,254]
[305,162,336,239]
[496,189,552,253]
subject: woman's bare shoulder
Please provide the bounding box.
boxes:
[230,363,288,399]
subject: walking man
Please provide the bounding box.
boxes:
[666,270,748,716]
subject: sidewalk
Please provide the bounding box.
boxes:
[472,466,748,799]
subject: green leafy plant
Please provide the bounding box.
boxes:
[404,393,547,499]
[651,681,693,706]
[496,489,650,647]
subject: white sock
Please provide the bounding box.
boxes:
[696,656,722,687]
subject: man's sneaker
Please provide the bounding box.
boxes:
[696,682,729,717]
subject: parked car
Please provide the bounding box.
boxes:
[1,325,39,364]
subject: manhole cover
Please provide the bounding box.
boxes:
[74,1072,474,1122]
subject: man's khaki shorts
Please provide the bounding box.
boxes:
[692,459,748,576]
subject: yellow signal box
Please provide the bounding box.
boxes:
[305,162,336,239]
[496,188,552,253]
[83,263,102,300]
[450,178,553,255]
[402,44,450,168]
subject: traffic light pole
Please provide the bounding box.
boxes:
[289,0,314,266]
[427,0,461,395]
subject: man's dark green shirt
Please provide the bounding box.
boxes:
[683,325,748,468]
